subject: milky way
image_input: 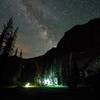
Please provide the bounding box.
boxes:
[0,0,100,58]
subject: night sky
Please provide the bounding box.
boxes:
[0,0,100,58]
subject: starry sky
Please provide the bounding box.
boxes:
[0,0,100,58]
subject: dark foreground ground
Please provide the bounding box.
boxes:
[0,87,100,99]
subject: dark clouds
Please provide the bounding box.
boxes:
[0,0,100,58]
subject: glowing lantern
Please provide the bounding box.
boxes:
[24,83,31,88]
[24,83,36,88]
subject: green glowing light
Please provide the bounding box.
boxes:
[43,78,58,86]
[45,85,68,88]
[43,79,52,85]
[23,81,68,88]
[41,77,68,88]
[23,69,68,88]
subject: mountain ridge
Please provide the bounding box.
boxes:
[2,17,100,87]
[25,17,100,62]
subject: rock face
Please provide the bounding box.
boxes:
[1,18,100,87]
[24,18,100,86]
[19,18,100,87]
[57,18,100,52]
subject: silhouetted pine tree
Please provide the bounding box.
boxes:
[14,48,18,56]
[0,18,20,86]
[19,49,23,58]
[0,17,18,57]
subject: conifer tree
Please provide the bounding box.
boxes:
[0,17,18,57]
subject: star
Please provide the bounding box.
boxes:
[0,0,100,58]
